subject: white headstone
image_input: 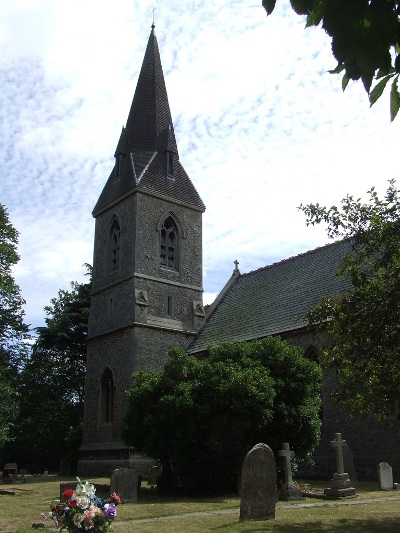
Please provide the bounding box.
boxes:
[378,462,393,491]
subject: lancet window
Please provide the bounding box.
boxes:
[160,216,178,269]
[101,367,115,424]
[109,217,121,272]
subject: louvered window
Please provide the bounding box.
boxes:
[160,216,178,269]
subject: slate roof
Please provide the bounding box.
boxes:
[188,240,353,354]
[93,25,205,216]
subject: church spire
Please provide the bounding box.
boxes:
[120,24,178,156]
[93,25,204,216]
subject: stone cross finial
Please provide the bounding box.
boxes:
[278,442,294,485]
[331,433,347,474]
[234,259,239,273]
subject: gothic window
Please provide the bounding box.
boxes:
[109,217,121,272]
[305,345,319,364]
[160,216,178,269]
[100,367,115,424]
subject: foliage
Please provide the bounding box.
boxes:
[264,0,400,121]
[0,203,29,369]
[299,181,400,422]
[0,204,29,447]
[4,267,91,471]
[42,479,121,533]
[122,337,321,495]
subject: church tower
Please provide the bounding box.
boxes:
[78,25,206,475]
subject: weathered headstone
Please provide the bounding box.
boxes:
[278,443,305,501]
[324,433,357,499]
[147,465,161,487]
[239,443,277,521]
[110,467,137,503]
[378,462,394,490]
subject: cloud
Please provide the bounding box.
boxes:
[1,0,399,330]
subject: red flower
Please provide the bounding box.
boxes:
[63,489,74,499]
[67,499,77,508]
[108,493,121,505]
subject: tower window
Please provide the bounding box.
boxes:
[160,216,178,269]
[101,367,115,424]
[109,217,121,271]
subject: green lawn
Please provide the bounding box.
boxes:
[1,476,399,533]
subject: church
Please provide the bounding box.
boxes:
[78,25,400,480]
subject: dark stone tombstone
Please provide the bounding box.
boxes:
[110,467,137,503]
[2,463,17,483]
[239,443,277,521]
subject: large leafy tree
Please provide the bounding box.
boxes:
[0,204,28,447]
[122,337,321,495]
[0,204,29,369]
[7,268,91,472]
[299,181,400,423]
[264,0,400,121]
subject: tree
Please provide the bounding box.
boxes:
[264,0,400,121]
[0,204,28,447]
[122,337,321,495]
[0,204,29,369]
[6,268,91,472]
[299,181,400,423]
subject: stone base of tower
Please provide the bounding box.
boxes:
[77,442,154,479]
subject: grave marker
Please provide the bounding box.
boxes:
[110,467,137,503]
[378,462,394,490]
[239,443,277,521]
[324,433,357,499]
[278,443,305,501]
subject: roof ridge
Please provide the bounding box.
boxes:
[240,239,347,278]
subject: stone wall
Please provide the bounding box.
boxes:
[283,329,400,480]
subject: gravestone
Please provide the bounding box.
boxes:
[2,463,17,483]
[278,443,305,501]
[378,462,394,490]
[147,465,161,487]
[324,433,357,499]
[110,467,137,503]
[239,443,277,521]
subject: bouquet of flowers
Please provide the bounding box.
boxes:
[41,478,121,533]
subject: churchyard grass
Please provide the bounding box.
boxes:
[1,477,400,533]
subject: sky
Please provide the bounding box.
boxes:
[1,0,399,331]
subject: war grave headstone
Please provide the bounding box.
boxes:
[278,442,305,501]
[110,467,138,503]
[378,462,394,490]
[324,433,357,499]
[239,443,277,521]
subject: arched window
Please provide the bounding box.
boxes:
[160,216,178,269]
[101,367,115,424]
[109,217,121,271]
[305,345,319,364]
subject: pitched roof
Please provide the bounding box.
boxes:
[188,240,353,354]
[93,25,205,216]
